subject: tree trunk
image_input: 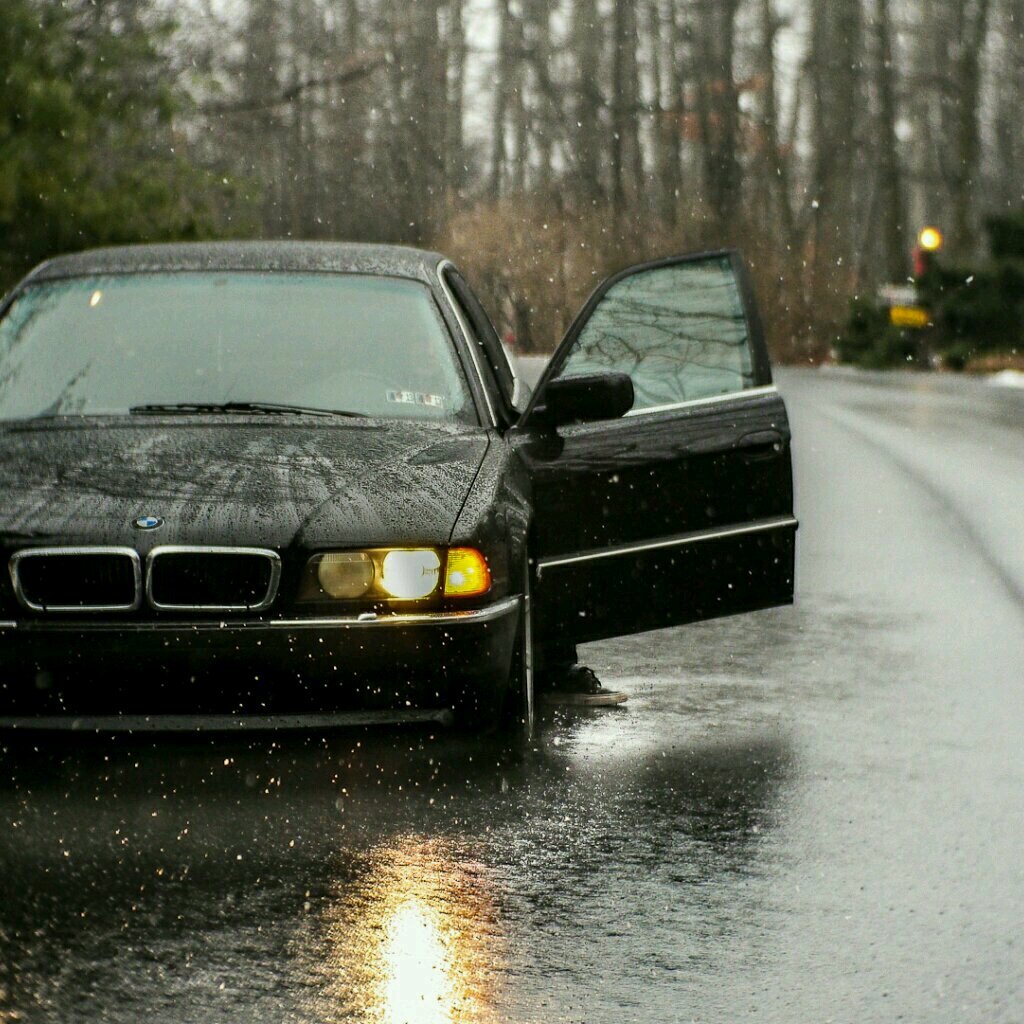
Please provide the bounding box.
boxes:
[995,0,1024,210]
[697,0,741,229]
[873,0,907,281]
[446,0,466,191]
[572,0,604,202]
[950,0,992,256]
[645,0,675,223]
[524,0,555,186]
[510,6,529,194]
[758,0,795,244]
[611,0,642,210]
[806,0,862,260]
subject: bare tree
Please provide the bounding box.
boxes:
[754,0,795,245]
[909,0,993,256]
[806,0,864,269]
[948,0,993,255]
[872,0,908,280]
[990,0,1024,211]
[571,0,605,202]
[522,0,557,185]
[446,0,467,190]
[54,0,1019,358]
[610,0,644,210]
[694,0,742,228]
[489,0,512,199]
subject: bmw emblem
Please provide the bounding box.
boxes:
[134,515,164,531]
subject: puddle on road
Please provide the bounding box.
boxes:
[293,839,503,1024]
[2,591,922,1024]
[0,704,797,1023]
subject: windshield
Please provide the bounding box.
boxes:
[0,273,475,424]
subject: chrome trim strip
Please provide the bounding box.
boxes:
[437,259,500,428]
[4,596,522,632]
[0,621,17,630]
[622,385,779,418]
[522,560,534,736]
[537,516,799,576]
[145,546,282,612]
[8,547,142,613]
[0,710,455,732]
[265,595,521,629]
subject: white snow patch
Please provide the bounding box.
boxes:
[988,369,1024,389]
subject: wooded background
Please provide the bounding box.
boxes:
[2,0,1021,358]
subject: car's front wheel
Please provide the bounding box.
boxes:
[450,561,534,735]
[501,561,534,735]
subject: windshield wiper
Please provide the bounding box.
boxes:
[128,401,363,419]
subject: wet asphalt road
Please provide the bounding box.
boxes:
[1,368,1023,1023]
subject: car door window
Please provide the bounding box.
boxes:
[557,254,760,412]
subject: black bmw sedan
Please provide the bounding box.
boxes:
[0,242,796,731]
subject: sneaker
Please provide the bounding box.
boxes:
[541,687,629,707]
[539,665,628,707]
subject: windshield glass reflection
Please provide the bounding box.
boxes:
[0,274,473,424]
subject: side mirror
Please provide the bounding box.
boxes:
[535,372,634,428]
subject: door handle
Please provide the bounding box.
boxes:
[736,429,785,458]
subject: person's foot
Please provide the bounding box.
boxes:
[539,665,628,707]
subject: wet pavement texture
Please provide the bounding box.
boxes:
[1,368,1023,1022]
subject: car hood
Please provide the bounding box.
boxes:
[0,418,490,550]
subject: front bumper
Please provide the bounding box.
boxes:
[0,597,520,720]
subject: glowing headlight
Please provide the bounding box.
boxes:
[379,549,441,600]
[317,551,374,598]
[300,546,492,602]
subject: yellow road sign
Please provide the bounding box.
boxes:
[890,306,931,329]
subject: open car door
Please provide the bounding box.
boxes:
[515,250,797,647]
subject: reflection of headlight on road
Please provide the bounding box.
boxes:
[380,898,454,1023]
[294,839,501,1023]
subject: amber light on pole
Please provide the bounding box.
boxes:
[914,226,944,277]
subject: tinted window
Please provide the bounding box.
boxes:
[559,256,757,411]
[0,273,475,423]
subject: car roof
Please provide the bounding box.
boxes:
[22,241,445,286]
